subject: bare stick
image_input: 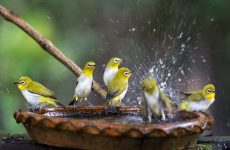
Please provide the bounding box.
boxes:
[0,5,106,99]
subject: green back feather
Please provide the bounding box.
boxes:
[181,90,203,102]
[28,81,56,98]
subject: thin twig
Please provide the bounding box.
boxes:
[0,5,106,99]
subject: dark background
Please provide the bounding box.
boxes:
[0,0,229,135]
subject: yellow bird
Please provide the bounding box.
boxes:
[179,84,215,111]
[103,57,123,87]
[106,67,131,106]
[14,76,64,108]
[142,77,173,121]
[69,61,96,106]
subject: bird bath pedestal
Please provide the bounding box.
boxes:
[14,106,214,150]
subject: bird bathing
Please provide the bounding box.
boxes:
[14,106,214,150]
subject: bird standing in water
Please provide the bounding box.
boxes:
[14,76,64,109]
[142,77,173,121]
[69,61,96,107]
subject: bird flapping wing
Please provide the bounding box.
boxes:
[159,91,173,112]
[28,81,56,99]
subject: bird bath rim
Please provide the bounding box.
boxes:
[14,106,214,138]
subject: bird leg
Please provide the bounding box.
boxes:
[161,109,166,121]
[27,105,41,112]
[72,100,79,109]
[86,100,93,106]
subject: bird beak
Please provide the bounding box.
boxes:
[13,82,18,84]
[121,59,125,63]
[130,70,135,73]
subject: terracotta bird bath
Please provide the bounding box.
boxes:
[14,106,214,150]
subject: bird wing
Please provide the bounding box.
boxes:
[106,89,121,101]
[159,91,173,112]
[179,91,193,96]
[180,89,201,96]
[181,90,203,102]
[28,81,56,99]
[106,81,127,101]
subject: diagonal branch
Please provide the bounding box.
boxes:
[0,5,106,99]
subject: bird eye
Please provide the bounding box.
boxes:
[207,89,211,94]
[88,65,91,68]
[114,59,118,63]
[124,72,129,76]
[20,80,25,85]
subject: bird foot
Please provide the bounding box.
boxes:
[105,105,118,114]
[72,101,79,109]
[27,106,40,112]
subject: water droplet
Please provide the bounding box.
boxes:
[129,28,136,32]
[181,43,186,49]
[149,67,154,73]
[137,97,142,101]
[159,59,163,65]
[178,32,183,39]
[160,82,166,87]
[186,37,191,42]
[180,70,185,76]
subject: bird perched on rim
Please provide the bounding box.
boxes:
[14,76,64,108]
[178,84,215,111]
[142,77,173,121]
[106,67,131,106]
[69,61,96,106]
[103,57,123,87]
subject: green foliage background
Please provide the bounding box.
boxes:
[0,0,229,135]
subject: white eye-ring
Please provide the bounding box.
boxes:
[88,65,91,68]
[124,72,129,77]
[20,80,25,85]
[114,59,119,63]
[207,89,211,94]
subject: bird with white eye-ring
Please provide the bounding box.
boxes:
[69,61,96,107]
[103,57,124,87]
[106,67,132,106]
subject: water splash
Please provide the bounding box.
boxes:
[119,16,212,105]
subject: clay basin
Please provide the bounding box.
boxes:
[14,106,214,150]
